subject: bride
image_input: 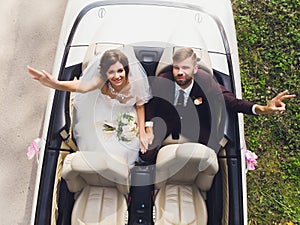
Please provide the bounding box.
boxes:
[27,47,154,168]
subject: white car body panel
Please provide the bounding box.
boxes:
[31,1,248,224]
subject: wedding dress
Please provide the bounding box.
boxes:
[72,46,151,169]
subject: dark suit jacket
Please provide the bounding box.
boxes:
[145,69,255,150]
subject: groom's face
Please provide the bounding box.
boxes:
[172,56,198,89]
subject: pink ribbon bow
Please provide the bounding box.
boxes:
[245,149,258,170]
[27,138,41,161]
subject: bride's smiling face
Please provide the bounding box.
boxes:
[106,61,127,88]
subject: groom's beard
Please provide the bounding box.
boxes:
[175,76,193,88]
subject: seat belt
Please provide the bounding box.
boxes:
[60,92,78,151]
[60,129,78,151]
[219,136,228,148]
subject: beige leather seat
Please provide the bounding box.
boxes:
[154,143,219,225]
[155,46,213,76]
[155,45,227,151]
[62,151,130,225]
[82,43,124,71]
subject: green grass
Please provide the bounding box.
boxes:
[232,0,300,224]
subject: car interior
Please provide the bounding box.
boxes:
[52,42,243,225]
[62,151,130,225]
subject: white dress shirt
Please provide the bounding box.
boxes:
[174,80,194,107]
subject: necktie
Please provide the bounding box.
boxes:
[173,89,185,139]
[176,90,185,107]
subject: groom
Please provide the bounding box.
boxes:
[141,47,295,164]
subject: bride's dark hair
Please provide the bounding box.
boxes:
[99,49,130,78]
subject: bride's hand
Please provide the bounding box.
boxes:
[139,127,154,154]
[27,65,58,89]
[139,131,149,154]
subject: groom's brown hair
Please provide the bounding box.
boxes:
[172,48,197,66]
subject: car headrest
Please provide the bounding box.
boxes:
[155,143,219,191]
[155,46,213,76]
[82,43,124,71]
[62,151,130,194]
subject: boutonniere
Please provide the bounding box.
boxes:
[193,97,203,105]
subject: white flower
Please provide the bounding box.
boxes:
[121,125,136,140]
[106,112,138,142]
[194,97,203,105]
[121,117,129,124]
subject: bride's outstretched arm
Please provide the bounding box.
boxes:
[27,65,102,93]
[136,104,154,154]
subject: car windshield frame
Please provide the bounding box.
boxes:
[60,0,234,80]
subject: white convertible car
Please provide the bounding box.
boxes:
[30,0,250,224]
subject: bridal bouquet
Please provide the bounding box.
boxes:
[103,112,138,142]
